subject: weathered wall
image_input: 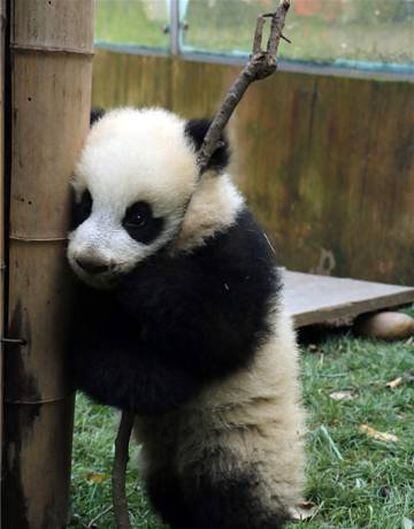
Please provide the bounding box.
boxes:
[93,50,414,284]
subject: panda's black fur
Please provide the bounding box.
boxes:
[70,208,281,415]
[184,118,230,173]
[69,107,304,529]
[146,451,289,529]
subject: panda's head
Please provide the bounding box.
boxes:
[67,107,230,288]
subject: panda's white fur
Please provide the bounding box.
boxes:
[69,107,305,528]
[68,108,245,285]
[135,303,305,514]
[176,171,245,253]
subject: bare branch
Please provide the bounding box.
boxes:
[196,0,291,176]
[281,34,292,44]
[112,411,135,529]
[267,0,290,55]
[253,16,265,54]
[110,3,291,525]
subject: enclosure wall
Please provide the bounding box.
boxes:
[93,50,414,285]
[3,1,93,527]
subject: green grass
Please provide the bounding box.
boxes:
[69,398,163,529]
[69,315,414,529]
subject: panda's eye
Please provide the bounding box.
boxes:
[71,188,92,228]
[122,201,164,245]
[123,201,150,228]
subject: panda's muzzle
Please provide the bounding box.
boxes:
[75,257,110,275]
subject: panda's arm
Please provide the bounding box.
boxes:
[116,211,280,385]
[70,284,203,414]
[71,210,280,415]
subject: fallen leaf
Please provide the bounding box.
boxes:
[86,472,110,485]
[386,372,414,389]
[359,424,398,443]
[355,478,366,489]
[290,500,319,522]
[402,518,413,529]
[329,390,356,401]
[386,377,403,389]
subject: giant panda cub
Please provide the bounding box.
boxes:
[68,107,305,529]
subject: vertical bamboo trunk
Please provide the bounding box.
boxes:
[0,0,5,518]
[3,1,94,527]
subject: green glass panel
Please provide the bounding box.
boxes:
[95,0,170,49]
[181,0,414,70]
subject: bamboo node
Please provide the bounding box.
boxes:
[1,336,27,345]
[10,234,68,242]
[10,42,94,58]
[5,394,74,405]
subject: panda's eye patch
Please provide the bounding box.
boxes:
[71,188,92,228]
[123,201,150,228]
[122,201,164,245]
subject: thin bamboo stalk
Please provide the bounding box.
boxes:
[3,1,94,527]
[0,0,6,518]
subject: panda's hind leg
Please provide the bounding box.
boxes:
[182,470,290,529]
[146,467,187,528]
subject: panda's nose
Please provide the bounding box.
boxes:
[75,257,110,275]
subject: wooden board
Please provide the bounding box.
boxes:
[283,270,414,327]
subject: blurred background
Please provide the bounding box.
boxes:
[92,0,414,285]
[96,0,414,68]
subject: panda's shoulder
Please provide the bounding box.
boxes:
[192,207,278,278]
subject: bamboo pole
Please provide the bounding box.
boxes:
[0,0,6,518]
[3,1,94,527]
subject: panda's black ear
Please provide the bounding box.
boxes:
[90,107,105,126]
[185,118,230,173]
